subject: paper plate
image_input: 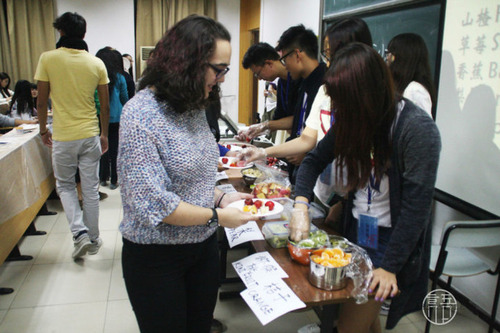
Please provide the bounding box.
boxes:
[219,156,253,169]
[227,199,284,217]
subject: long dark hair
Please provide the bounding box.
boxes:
[324,43,396,190]
[0,72,12,98]
[138,15,231,113]
[387,33,436,112]
[325,18,373,58]
[96,47,122,93]
[9,80,34,116]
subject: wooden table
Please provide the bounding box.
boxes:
[219,177,359,333]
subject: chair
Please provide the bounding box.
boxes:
[426,220,500,333]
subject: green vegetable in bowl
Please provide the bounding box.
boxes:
[290,230,330,249]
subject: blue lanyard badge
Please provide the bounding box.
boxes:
[296,92,308,136]
[358,214,378,249]
[358,173,380,249]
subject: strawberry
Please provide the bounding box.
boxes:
[265,201,275,210]
[254,200,263,209]
[242,145,247,148]
[226,144,231,150]
[230,162,237,167]
[221,157,228,164]
[246,137,251,142]
[244,198,254,206]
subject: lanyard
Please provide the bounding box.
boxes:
[296,92,308,136]
[280,73,291,114]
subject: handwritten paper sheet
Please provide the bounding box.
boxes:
[232,251,288,289]
[216,183,237,193]
[216,171,229,182]
[224,221,264,248]
[240,277,306,325]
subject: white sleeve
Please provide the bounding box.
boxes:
[403,81,432,117]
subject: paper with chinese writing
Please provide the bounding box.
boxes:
[216,183,237,193]
[232,251,288,289]
[224,221,264,248]
[240,277,306,325]
[216,171,229,182]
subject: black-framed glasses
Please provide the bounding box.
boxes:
[384,49,392,61]
[208,63,230,79]
[279,49,296,65]
[320,49,330,63]
[253,66,264,78]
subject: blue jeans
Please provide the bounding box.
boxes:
[122,233,220,333]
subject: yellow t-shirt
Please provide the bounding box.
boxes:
[34,47,109,141]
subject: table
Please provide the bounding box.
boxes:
[219,177,359,333]
[0,127,54,265]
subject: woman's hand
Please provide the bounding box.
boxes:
[217,207,256,228]
[369,268,398,302]
[219,191,253,208]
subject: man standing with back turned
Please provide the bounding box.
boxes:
[35,12,110,259]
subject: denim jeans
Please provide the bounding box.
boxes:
[122,233,220,333]
[52,136,101,240]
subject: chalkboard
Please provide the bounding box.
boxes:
[324,2,442,76]
[363,4,441,75]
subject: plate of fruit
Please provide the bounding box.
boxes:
[222,143,252,151]
[219,156,253,169]
[227,198,284,217]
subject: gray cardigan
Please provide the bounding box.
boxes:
[295,100,441,328]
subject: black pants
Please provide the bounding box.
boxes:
[122,233,220,333]
[99,122,119,184]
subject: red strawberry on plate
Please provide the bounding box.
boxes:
[254,200,263,209]
[265,201,275,210]
[221,157,228,164]
[244,198,254,206]
[226,144,231,150]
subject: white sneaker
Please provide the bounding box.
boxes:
[297,323,320,333]
[88,238,103,255]
[72,233,92,259]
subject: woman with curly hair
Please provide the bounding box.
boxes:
[117,15,255,332]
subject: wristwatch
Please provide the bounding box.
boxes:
[207,208,219,227]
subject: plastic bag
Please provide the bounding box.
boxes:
[251,162,291,199]
[343,241,374,304]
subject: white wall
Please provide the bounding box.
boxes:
[54,0,135,71]
[216,0,241,124]
[257,0,321,118]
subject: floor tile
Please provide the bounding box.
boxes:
[34,230,117,264]
[0,309,6,325]
[0,301,106,333]
[108,259,128,301]
[114,233,123,259]
[214,296,319,333]
[104,299,140,333]
[99,207,122,231]
[0,265,32,310]
[11,260,113,308]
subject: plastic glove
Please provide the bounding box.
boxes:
[246,121,270,139]
[289,208,311,242]
[237,147,267,163]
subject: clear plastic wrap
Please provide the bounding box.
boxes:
[343,241,374,304]
[251,162,291,199]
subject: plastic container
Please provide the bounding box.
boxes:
[262,221,289,248]
[262,221,320,248]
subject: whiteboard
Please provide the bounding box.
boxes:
[435,0,500,217]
